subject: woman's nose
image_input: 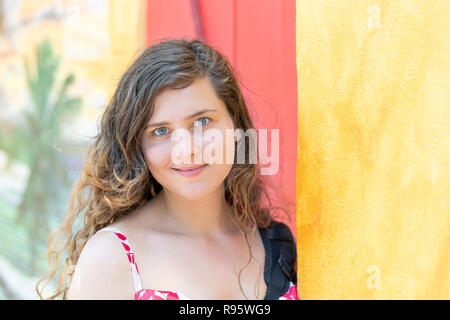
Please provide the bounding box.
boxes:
[171,128,203,165]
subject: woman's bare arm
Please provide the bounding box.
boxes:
[67,231,135,300]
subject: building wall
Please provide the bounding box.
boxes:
[296,0,450,299]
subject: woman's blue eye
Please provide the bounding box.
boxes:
[194,117,210,127]
[151,118,209,137]
[153,127,169,137]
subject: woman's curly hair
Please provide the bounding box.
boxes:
[36,38,285,299]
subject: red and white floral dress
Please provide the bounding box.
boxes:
[97,226,298,300]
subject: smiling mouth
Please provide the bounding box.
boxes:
[172,163,207,170]
[171,164,208,177]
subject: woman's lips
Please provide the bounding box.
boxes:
[171,164,208,177]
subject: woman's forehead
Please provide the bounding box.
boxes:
[148,77,227,124]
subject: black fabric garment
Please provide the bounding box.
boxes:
[258,219,297,300]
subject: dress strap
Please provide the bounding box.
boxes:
[97,226,143,292]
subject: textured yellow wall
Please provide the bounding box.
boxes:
[296,0,449,299]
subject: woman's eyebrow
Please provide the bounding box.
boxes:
[145,108,217,129]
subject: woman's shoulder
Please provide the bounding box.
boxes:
[67,228,135,299]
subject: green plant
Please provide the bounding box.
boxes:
[0,39,82,274]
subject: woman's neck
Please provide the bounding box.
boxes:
[158,186,239,239]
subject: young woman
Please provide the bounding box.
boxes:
[36,38,297,300]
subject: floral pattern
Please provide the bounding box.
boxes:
[279,282,298,300]
[98,227,298,300]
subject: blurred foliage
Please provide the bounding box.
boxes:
[0,39,82,275]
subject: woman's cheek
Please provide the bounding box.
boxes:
[142,139,172,173]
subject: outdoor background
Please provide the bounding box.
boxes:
[1,0,448,301]
[0,0,297,299]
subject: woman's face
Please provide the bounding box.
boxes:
[141,76,236,200]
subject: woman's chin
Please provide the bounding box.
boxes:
[170,185,213,200]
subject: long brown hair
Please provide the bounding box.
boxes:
[36,38,281,299]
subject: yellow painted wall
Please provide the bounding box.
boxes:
[296,0,449,299]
